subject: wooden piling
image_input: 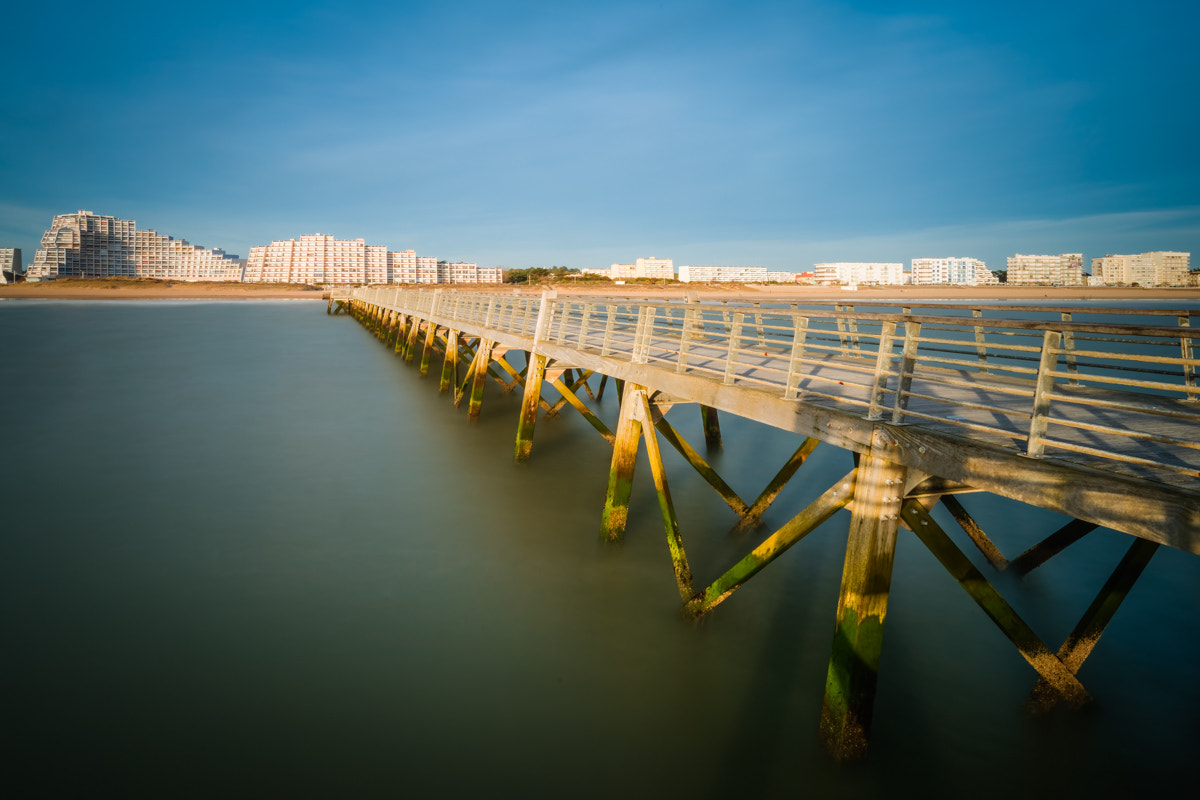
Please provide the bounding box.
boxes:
[601,382,644,542]
[404,318,422,363]
[515,354,548,462]
[440,329,459,393]
[819,441,907,761]
[419,322,438,377]
[467,339,495,420]
[702,405,722,449]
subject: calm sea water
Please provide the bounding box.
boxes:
[2,299,1198,798]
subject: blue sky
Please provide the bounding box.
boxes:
[2,0,1198,272]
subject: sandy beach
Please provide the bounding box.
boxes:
[0,279,327,300]
[2,277,1198,303]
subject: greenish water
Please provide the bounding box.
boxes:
[1,299,1197,798]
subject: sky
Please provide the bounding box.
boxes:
[2,0,1198,273]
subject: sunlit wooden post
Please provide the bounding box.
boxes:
[602,381,644,542]
[440,329,459,393]
[819,430,907,761]
[467,339,495,420]
[515,353,548,462]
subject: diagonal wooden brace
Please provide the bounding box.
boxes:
[1025,537,1159,714]
[688,468,857,618]
[900,499,1091,708]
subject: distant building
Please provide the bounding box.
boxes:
[813,262,904,286]
[911,257,996,286]
[245,234,387,284]
[26,211,243,282]
[245,235,500,285]
[1006,253,1083,286]
[598,257,674,280]
[677,265,795,283]
[438,261,503,284]
[0,248,20,284]
[1091,252,1191,287]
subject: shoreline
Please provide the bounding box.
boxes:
[2,279,1198,303]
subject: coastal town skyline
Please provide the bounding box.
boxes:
[16,208,1194,287]
[3,2,1198,272]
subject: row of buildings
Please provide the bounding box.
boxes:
[243,234,500,284]
[21,211,501,285]
[583,254,1191,287]
[10,211,1195,287]
[583,258,798,283]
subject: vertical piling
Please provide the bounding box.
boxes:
[515,353,548,462]
[467,339,495,420]
[440,329,459,393]
[601,382,644,542]
[419,322,438,377]
[405,318,423,363]
[819,437,907,761]
[701,405,723,450]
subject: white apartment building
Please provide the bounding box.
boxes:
[677,265,796,283]
[27,211,243,281]
[1091,251,1191,287]
[246,236,498,285]
[439,261,503,284]
[389,250,417,283]
[1006,253,1084,286]
[813,262,905,286]
[607,257,675,280]
[0,248,20,283]
[911,257,997,286]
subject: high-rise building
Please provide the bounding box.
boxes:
[245,235,498,285]
[911,257,996,286]
[813,262,905,285]
[439,261,503,284]
[0,248,20,283]
[677,265,796,283]
[605,257,674,280]
[26,211,243,282]
[1091,252,1191,287]
[1006,253,1083,286]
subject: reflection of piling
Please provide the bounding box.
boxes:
[334,287,1200,762]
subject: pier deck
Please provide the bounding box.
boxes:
[331,287,1199,758]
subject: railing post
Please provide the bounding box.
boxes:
[972,309,989,373]
[601,302,618,357]
[579,303,594,350]
[556,301,573,346]
[632,305,655,364]
[890,322,921,423]
[866,322,896,420]
[723,312,744,385]
[532,290,557,350]
[1027,330,1062,456]
[1180,317,1197,403]
[677,304,698,374]
[1061,313,1078,385]
[784,316,809,399]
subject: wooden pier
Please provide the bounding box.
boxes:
[329,287,1200,759]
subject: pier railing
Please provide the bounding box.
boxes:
[343,287,1200,488]
[333,285,1200,761]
